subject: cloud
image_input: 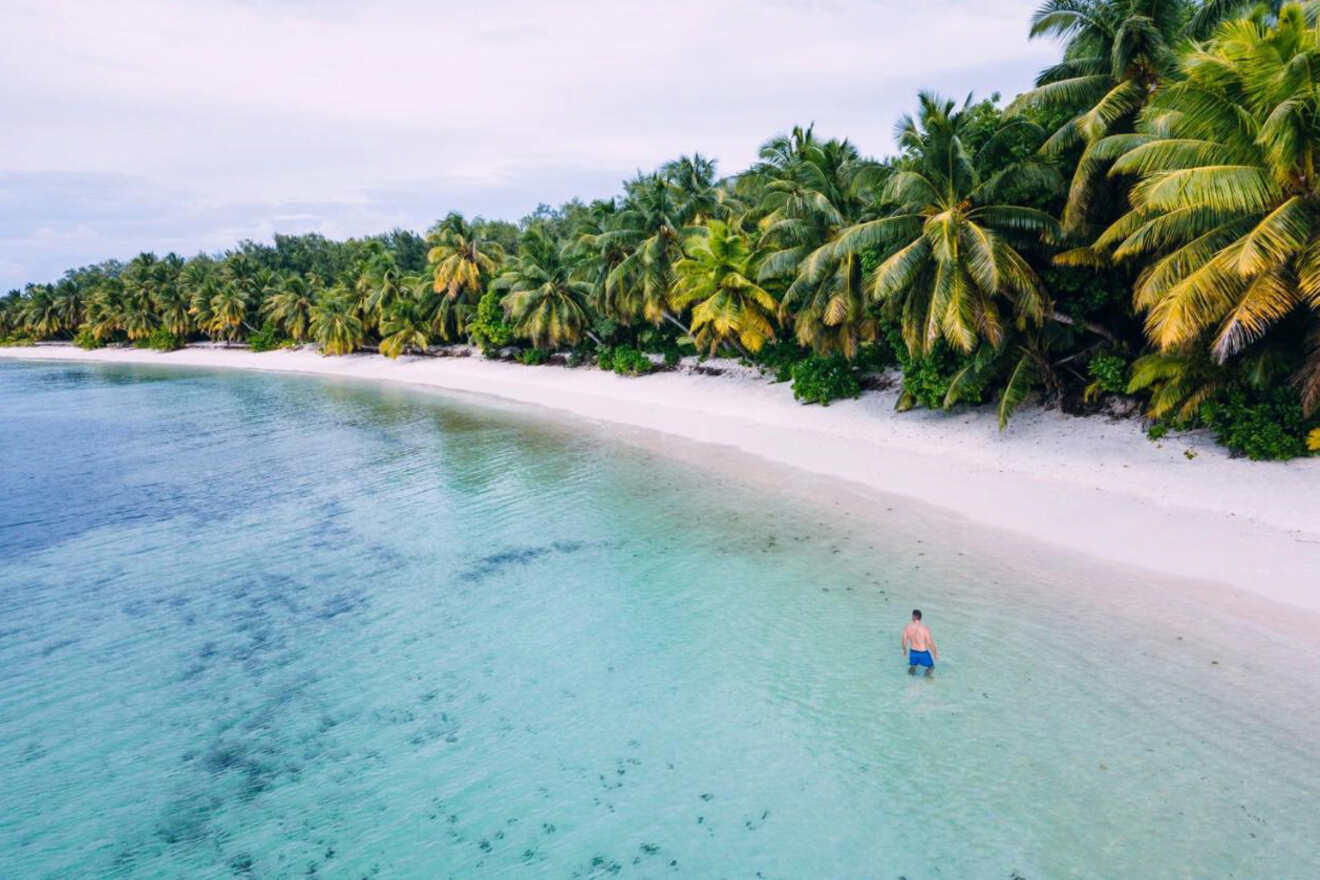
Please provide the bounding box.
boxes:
[0,0,1057,287]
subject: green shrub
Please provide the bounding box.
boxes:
[73,327,105,350]
[0,335,36,347]
[595,345,614,371]
[790,355,860,405]
[467,290,513,355]
[663,347,681,367]
[1147,422,1170,440]
[1087,353,1128,396]
[1199,388,1313,461]
[893,341,970,410]
[516,347,548,366]
[753,340,808,382]
[854,339,896,373]
[609,345,651,376]
[247,321,291,353]
[135,328,183,351]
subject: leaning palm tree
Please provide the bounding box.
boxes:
[673,221,779,355]
[495,227,594,349]
[1010,0,1189,234]
[310,287,365,356]
[1089,6,1320,413]
[834,93,1061,356]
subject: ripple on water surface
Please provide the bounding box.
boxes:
[0,360,1317,880]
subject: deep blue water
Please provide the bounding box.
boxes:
[1,360,1317,879]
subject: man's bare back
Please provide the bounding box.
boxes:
[901,610,937,676]
[902,621,932,652]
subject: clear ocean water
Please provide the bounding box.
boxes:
[1,360,1317,880]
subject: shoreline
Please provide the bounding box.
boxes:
[4,342,1318,617]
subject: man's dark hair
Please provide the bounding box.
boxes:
[912,609,922,620]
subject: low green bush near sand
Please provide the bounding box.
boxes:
[468,290,513,355]
[247,321,293,353]
[752,340,807,383]
[596,345,651,376]
[516,347,548,366]
[73,327,105,350]
[135,329,183,351]
[1087,353,1128,396]
[790,355,860,406]
[1200,389,1315,461]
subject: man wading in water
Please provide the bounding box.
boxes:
[902,609,938,677]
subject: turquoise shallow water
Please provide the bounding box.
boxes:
[1,360,1318,880]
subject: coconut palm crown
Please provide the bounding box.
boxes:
[832,93,1061,356]
[673,220,778,355]
[494,226,594,350]
[1090,5,1320,411]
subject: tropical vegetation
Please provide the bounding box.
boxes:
[5,1,1320,458]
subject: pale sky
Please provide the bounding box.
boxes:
[0,0,1056,290]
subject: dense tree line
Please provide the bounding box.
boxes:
[5,1,1320,458]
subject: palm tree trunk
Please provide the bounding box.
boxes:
[1050,310,1116,344]
[585,329,605,347]
[661,311,690,336]
[726,337,751,360]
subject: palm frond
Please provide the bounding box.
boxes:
[998,351,1040,430]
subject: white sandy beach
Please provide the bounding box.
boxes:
[4,342,1318,618]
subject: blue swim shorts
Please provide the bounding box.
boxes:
[908,649,933,668]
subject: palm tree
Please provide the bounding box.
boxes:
[85,279,125,341]
[1183,0,1289,40]
[220,254,262,310]
[310,287,365,355]
[663,154,721,224]
[1010,0,1189,234]
[495,226,594,349]
[1090,6,1320,413]
[180,258,218,337]
[673,221,779,355]
[0,290,22,338]
[152,275,193,338]
[208,284,249,342]
[427,213,505,299]
[572,199,631,320]
[833,94,1060,356]
[21,285,61,338]
[602,173,699,330]
[379,297,431,358]
[52,278,84,335]
[753,126,885,357]
[358,253,407,332]
[119,253,162,340]
[262,273,318,341]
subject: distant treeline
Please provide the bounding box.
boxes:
[5,1,1320,459]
